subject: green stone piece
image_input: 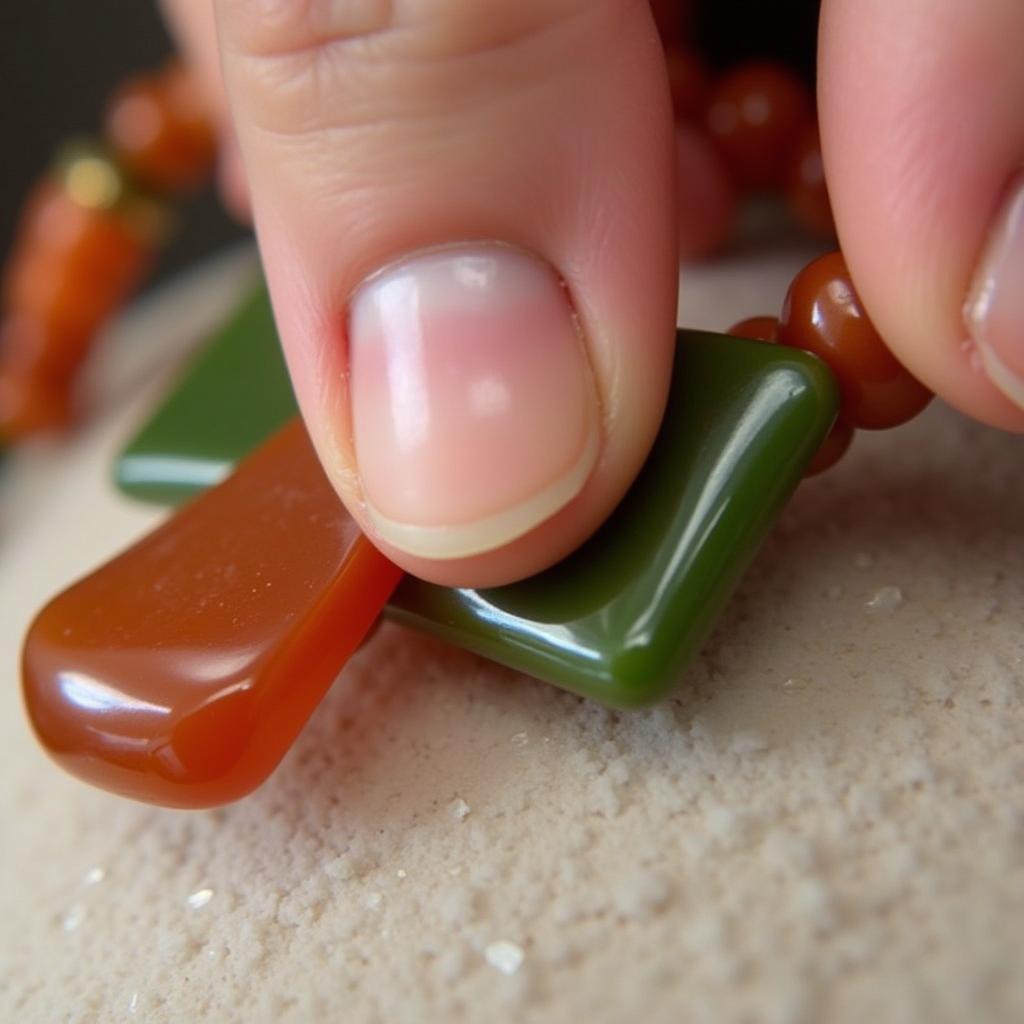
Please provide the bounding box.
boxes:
[115,280,838,706]
[115,282,298,504]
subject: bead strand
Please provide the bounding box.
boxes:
[0,61,215,444]
[653,4,835,256]
[729,251,933,475]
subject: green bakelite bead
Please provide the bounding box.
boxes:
[116,281,838,706]
[116,283,298,503]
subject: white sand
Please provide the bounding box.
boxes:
[2,242,1023,1024]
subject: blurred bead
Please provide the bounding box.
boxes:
[5,214,149,340]
[665,47,709,120]
[104,62,215,195]
[0,367,72,441]
[704,62,812,192]
[805,419,854,476]
[784,122,835,238]
[675,122,738,261]
[727,315,778,342]
[0,313,91,385]
[778,251,932,429]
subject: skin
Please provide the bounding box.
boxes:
[161,0,1024,586]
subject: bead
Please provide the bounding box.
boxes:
[727,316,778,342]
[23,420,403,808]
[806,419,854,476]
[704,62,812,192]
[3,181,151,343]
[0,367,72,441]
[112,287,839,710]
[784,122,835,238]
[0,313,91,385]
[778,251,932,429]
[103,63,215,195]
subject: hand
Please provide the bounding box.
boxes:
[161,0,1024,588]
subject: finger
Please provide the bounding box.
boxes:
[213,0,678,586]
[159,0,250,218]
[820,0,1024,431]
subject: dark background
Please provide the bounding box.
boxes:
[0,0,819,282]
[0,0,242,281]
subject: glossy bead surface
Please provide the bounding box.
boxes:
[784,123,835,238]
[104,63,215,195]
[704,62,811,192]
[727,316,778,342]
[778,251,932,429]
[806,419,854,476]
[23,420,403,808]
[113,284,840,709]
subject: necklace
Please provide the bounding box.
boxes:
[10,49,935,808]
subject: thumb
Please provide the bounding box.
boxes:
[213,0,678,586]
[820,0,1024,432]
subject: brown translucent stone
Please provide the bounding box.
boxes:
[727,315,779,342]
[104,63,216,196]
[806,419,854,476]
[704,62,812,192]
[0,366,72,441]
[778,251,933,429]
[22,420,403,808]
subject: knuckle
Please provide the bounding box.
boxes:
[221,0,620,139]
[216,0,394,58]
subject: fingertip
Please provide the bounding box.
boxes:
[819,0,1024,432]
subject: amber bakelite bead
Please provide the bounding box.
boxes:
[806,418,854,476]
[104,63,215,195]
[778,251,932,429]
[0,367,72,439]
[22,420,403,808]
[704,62,812,192]
[5,181,150,326]
[727,315,779,342]
[0,179,152,439]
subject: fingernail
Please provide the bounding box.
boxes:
[348,244,601,560]
[965,173,1024,410]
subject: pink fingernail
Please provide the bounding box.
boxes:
[348,244,601,560]
[965,173,1024,410]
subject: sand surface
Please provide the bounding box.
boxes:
[2,241,1023,1024]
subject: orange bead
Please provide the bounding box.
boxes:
[727,315,778,342]
[665,47,710,120]
[0,367,73,441]
[0,314,90,384]
[778,251,932,429]
[4,185,150,339]
[806,419,854,476]
[104,63,215,195]
[22,421,403,808]
[704,62,812,192]
[784,122,835,238]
